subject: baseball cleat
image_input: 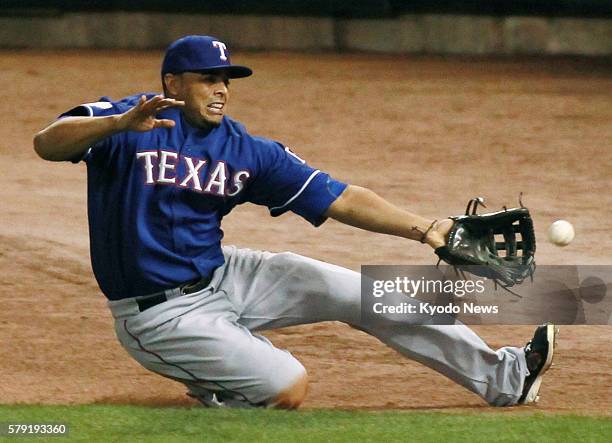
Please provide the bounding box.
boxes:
[519,323,558,405]
[187,391,261,409]
[187,391,227,408]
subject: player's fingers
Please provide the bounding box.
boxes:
[142,94,163,106]
[136,95,147,108]
[149,95,166,105]
[159,98,185,105]
[165,99,185,107]
[155,99,185,110]
[153,119,176,128]
[156,104,185,113]
[139,95,166,115]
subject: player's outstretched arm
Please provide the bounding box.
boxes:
[34,95,184,162]
[324,185,453,249]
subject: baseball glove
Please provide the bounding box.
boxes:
[435,197,536,287]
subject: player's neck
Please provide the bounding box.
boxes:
[182,112,219,134]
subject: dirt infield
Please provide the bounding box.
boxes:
[1,50,610,414]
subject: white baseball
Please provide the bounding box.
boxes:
[548,220,575,247]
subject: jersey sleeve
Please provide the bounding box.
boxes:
[246,140,348,227]
[58,97,124,164]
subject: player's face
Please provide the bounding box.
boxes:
[169,71,230,128]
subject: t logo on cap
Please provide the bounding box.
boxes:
[212,41,228,61]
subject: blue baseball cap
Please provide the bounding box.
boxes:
[162,35,252,78]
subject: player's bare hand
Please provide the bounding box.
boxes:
[117,95,185,132]
[425,218,454,249]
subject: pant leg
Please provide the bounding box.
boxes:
[109,286,306,406]
[220,246,527,406]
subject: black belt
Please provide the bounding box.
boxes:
[136,276,212,313]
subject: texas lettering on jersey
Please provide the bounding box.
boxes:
[136,150,250,197]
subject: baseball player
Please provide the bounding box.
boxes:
[34,35,556,409]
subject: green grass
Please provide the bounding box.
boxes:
[0,405,610,442]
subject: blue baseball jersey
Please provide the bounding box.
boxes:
[61,94,347,300]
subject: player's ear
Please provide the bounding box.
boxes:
[163,73,181,98]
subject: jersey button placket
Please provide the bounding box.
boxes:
[170,143,189,255]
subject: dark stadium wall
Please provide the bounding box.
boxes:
[0,1,610,54]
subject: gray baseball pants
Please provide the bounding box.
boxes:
[108,246,527,407]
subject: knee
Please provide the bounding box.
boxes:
[269,369,308,410]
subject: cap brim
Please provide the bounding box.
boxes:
[191,65,253,78]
